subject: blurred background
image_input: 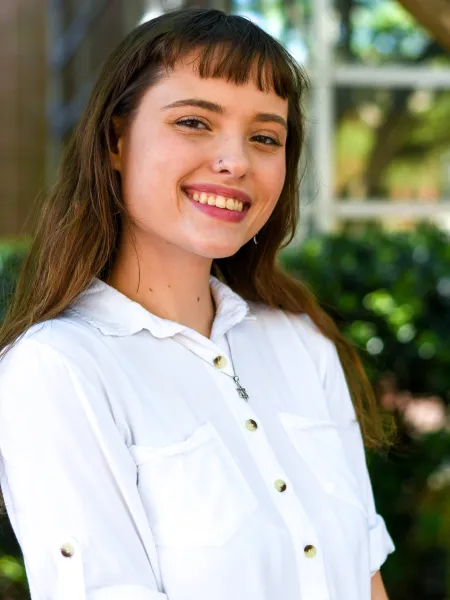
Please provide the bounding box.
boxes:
[0,0,449,598]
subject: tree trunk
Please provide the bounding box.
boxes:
[397,0,450,54]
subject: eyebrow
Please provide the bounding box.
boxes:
[161,98,288,132]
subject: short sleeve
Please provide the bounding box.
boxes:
[0,337,168,599]
[322,337,395,575]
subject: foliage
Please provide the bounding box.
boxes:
[346,0,431,63]
[0,241,31,599]
[281,222,450,399]
[0,240,29,323]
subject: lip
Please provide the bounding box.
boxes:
[181,183,252,205]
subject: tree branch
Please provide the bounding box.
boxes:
[397,0,450,54]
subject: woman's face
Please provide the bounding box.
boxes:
[111,53,288,259]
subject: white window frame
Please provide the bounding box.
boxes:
[309,0,450,234]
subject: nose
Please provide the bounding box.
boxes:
[213,138,250,178]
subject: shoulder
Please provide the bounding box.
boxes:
[0,313,103,384]
[249,301,334,353]
[0,314,116,432]
[248,302,336,383]
[249,303,356,421]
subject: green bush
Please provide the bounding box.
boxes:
[0,241,29,599]
[0,241,29,323]
[280,222,450,400]
[0,226,449,599]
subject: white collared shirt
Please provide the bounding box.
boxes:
[0,276,395,600]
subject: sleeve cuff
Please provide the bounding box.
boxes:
[369,513,395,575]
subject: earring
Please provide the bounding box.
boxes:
[253,234,258,245]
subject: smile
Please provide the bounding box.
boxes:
[182,189,249,223]
[184,190,245,212]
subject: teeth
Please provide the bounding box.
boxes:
[215,196,227,209]
[186,190,245,212]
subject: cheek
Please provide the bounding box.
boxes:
[259,158,286,206]
[125,126,193,182]
[121,142,178,207]
[121,156,166,222]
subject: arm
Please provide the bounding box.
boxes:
[0,337,167,600]
[371,570,389,600]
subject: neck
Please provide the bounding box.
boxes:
[107,230,216,339]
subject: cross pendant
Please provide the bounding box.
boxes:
[233,375,249,401]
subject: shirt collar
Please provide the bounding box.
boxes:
[68,275,256,339]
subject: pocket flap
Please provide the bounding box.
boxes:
[279,412,367,517]
[129,421,215,465]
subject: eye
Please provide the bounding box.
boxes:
[176,117,209,130]
[252,135,283,147]
[175,118,282,146]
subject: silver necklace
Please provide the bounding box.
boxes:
[176,335,250,402]
[213,347,249,401]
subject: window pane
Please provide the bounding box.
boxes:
[334,87,450,201]
[331,0,450,66]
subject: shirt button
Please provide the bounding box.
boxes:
[60,542,75,558]
[245,419,258,431]
[304,544,317,558]
[274,479,287,492]
[213,355,227,369]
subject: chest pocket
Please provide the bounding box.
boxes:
[279,412,367,518]
[129,421,258,548]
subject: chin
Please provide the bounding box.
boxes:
[193,240,243,260]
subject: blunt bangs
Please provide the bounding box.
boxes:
[139,9,306,101]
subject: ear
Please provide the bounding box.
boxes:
[109,116,125,172]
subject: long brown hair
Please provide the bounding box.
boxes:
[0,9,395,460]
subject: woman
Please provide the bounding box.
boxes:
[0,8,396,600]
